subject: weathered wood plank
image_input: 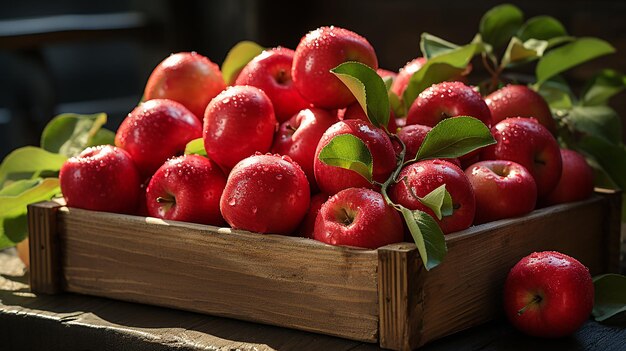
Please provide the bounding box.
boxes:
[377,243,423,351]
[27,201,63,294]
[56,207,380,342]
[418,195,611,346]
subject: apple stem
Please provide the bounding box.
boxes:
[286,124,297,133]
[517,294,543,316]
[156,196,175,204]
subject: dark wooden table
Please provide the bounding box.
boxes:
[0,248,624,351]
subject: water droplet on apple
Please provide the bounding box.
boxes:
[228,198,236,206]
[275,174,283,180]
[252,206,258,214]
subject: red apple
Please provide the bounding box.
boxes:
[482,118,562,198]
[220,153,310,235]
[144,52,226,121]
[485,84,557,134]
[235,47,310,123]
[298,192,329,239]
[313,187,404,249]
[146,155,227,226]
[271,108,339,189]
[543,149,594,206]
[60,145,141,214]
[394,124,460,167]
[377,68,397,80]
[342,102,398,132]
[406,81,492,128]
[390,57,427,98]
[314,120,396,195]
[204,86,277,170]
[504,251,594,338]
[115,99,202,178]
[465,160,537,224]
[292,26,378,109]
[389,159,475,234]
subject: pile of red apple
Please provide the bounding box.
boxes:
[59,25,595,249]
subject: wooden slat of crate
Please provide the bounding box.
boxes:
[56,208,380,342]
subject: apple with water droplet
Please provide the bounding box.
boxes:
[314,119,396,195]
[543,149,594,206]
[271,108,338,190]
[220,153,310,235]
[115,99,202,179]
[389,159,475,234]
[504,251,594,338]
[235,47,310,123]
[313,187,403,249]
[146,154,227,225]
[465,160,537,224]
[485,84,557,134]
[60,145,141,214]
[292,26,378,109]
[204,86,277,170]
[481,117,562,198]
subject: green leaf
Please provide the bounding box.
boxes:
[420,33,459,59]
[416,184,453,220]
[403,41,484,108]
[518,16,567,41]
[585,156,619,190]
[0,178,60,249]
[0,147,67,186]
[415,116,496,161]
[382,76,394,91]
[221,41,265,85]
[535,38,616,86]
[592,274,626,323]
[399,206,446,270]
[86,128,115,148]
[479,4,524,49]
[581,69,626,106]
[501,37,548,68]
[318,134,373,182]
[567,106,622,144]
[536,76,575,110]
[184,138,207,156]
[41,112,109,157]
[331,62,390,130]
[576,136,626,192]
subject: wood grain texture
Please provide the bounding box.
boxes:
[27,201,63,294]
[596,188,623,272]
[377,243,423,351]
[416,195,613,347]
[55,207,380,342]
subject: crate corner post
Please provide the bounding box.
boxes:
[27,201,64,294]
[377,243,425,351]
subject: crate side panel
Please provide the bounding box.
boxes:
[418,196,606,345]
[57,208,380,342]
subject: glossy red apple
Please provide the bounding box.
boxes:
[220,153,310,235]
[465,160,537,224]
[314,120,396,195]
[204,86,277,170]
[271,108,339,188]
[389,159,475,234]
[485,85,557,134]
[342,102,398,132]
[115,99,202,178]
[60,145,141,214]
[146,155,227,226]
[406,81,492,128]
[297,192,329,239]
[235,47,310,123]
[144,52,226,121]
[313,187,404,249]
[482,118,562,198]
[292,26,378,109]
[543,149,594,206]
[504,251,594,338]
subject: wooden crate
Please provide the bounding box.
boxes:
[27,189,622,350]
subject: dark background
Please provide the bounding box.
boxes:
[1,0,625,158]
